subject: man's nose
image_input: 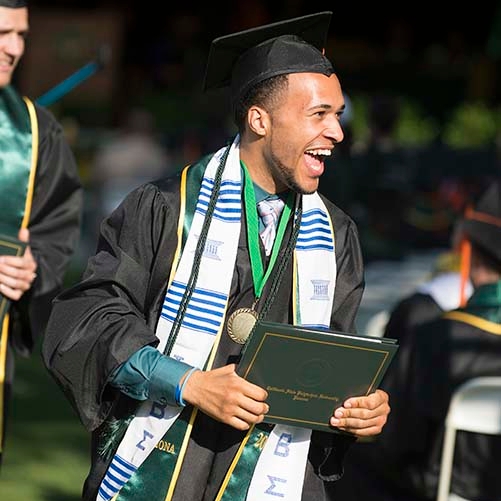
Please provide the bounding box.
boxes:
[325,119,344,144]
[4,33,24,57]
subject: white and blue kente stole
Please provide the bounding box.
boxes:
[96,135,337,501]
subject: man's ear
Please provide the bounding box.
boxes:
[247,105,269,137]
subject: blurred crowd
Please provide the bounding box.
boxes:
[23,2,497,273]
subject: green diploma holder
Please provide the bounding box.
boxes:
[237,320,398,433]
[0,234,27,322]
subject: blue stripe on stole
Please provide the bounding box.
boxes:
[166,287,227,309]
[162,302,224,320]
[300,225,330,235]
[166,281,228,309]
[196,204,241,222]
[104,469,124,486]
[198,178,242,221]
[98,455,137,500]
[302,207,328,218]
[297,231,334,251]
[161,282,228,335]
[195,200,241,221]
[200,177,241,192]
[296,245,334,252]
[113,455,136,473]
[199,180,242,202]
[300,217,330,227]
[297,234,333,244]
[298,207,334,251]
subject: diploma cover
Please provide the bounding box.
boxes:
[0,234,27,322]
[237,320,398,433]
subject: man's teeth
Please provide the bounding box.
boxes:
[306,149,331,156]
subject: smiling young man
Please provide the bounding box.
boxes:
[43,12,390,501]
[0,0,82,468]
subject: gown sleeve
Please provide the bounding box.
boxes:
[42,182,178,431]
[329,204,365,334]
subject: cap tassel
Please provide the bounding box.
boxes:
[458,236,471,308]
[458,204,473,308]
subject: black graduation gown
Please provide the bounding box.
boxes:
[42,165,365,501]
[383,292,444,345]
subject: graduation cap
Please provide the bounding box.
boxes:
[463,181,501,262]
[0,0,28,7]
[203,11,334,108]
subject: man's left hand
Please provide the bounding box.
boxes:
[330,388,390,437]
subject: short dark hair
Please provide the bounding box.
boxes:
[233,74,289,133]
[0,1,28,7]
[471,241,501,274]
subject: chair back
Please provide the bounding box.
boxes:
[436,376,501,501]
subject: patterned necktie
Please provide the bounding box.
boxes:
[257,196,285,256]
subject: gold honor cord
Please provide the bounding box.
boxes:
[21,97,39,229]
[443,311,501,335]
[215,425,258,501]
[167,165,189,288]
[0,314,9,453]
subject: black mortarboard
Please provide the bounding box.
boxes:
[463,181,501,262]
[203,11,334,107]
[0,0,27,7]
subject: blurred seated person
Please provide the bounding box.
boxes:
[382,219,473,345]
[330,181,501,501]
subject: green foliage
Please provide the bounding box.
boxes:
[442,101,499,148]
[394,101,440,147]
[349,94,439,148]
[350,94,370,146]
[349,94,499,150]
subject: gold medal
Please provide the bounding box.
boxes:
[227,308,258,344]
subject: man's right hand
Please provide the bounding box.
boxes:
[181,364,269,430]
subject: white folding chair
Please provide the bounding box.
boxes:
[365,309,390,338]
[436,376,501,501]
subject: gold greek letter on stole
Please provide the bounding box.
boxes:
[253,432,268,451]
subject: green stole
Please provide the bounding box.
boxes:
[0,86,38,454]
[114,158,292,501]
[443,281,501,333]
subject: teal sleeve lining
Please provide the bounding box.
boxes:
[109,345,193,406]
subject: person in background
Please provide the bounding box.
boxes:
[42,12,390,501]
[331,181,501,501]
[382,217,474,345]
[0,0,82,468]
[355,93,418,261]
[91,107,171,222]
